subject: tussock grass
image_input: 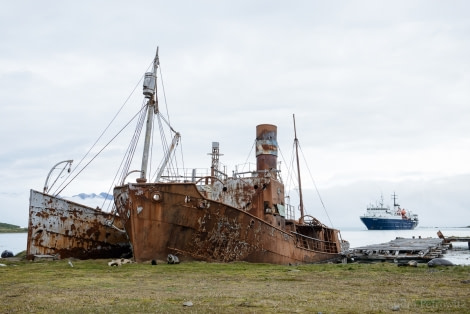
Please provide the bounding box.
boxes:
[0,258,468,313]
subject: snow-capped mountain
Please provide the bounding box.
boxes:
[62,192,114,210]
[74,192,113,201]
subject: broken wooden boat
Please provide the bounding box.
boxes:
[113,49,348,264]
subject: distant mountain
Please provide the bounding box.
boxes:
[62,192,114,210]
[73,192,113,201]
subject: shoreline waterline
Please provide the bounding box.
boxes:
[2,227,469,265]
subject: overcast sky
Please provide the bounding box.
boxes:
[1,1,469,229]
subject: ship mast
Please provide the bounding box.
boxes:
[392,192,399,208]
[293,114,305,224]
[138,47,159,183]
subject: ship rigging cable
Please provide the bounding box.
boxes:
[95,98,148,212]
[52,58,155,196]
[54,105,148,198]
[158,62,182,167]
[281,130,334,228]
[297,142,334,228]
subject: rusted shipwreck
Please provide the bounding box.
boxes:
[113,49,347,264]
[114,124,346,264]
[27,48,347,264]
[27,190,130,260]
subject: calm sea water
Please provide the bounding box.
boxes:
[1,227,469,264]
[0,233,28,256]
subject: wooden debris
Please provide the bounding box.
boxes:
[33,254,59,261]
[438,230,470,249]
[348,237,449,263]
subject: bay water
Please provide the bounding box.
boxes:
[1,227,469,265]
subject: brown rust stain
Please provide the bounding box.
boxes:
[27,190,131,260]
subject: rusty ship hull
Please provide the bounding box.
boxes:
[27,189,130,259]
[114,182,342,264]
[114,124,345,264]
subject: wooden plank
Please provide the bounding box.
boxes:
[349,237,448,263]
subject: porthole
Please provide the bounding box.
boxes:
[152,192,162,202]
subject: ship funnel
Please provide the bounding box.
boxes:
[256,124,278,172]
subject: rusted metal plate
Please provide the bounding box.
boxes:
[114,182,342,264]
[27,189,131,259]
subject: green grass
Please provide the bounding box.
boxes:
[0,222,27,233]
[0,258,469,313]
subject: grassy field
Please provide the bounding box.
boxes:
[0,222,27,233]
[0,257,469,313]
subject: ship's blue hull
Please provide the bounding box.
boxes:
[360,217,418,230]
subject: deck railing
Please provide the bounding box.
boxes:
[292,232,338,253]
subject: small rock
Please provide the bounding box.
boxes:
[461,279,470,284]
[183,301,193,307]
[427,258,454,267]
[108,258,133,267]
[167,254,180,264]
[391,305,400,311]
[408,260,417,267]
[1,250,13,258]
[120,258,133,264]
[108,259,121,267]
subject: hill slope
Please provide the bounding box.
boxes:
[0,222,28,233]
